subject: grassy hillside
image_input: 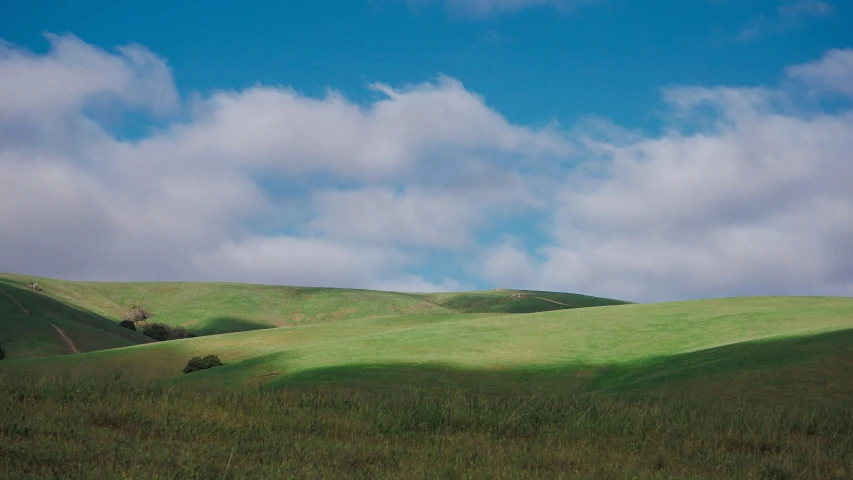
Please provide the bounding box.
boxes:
[0,281,154,360]
[3,296,852,478]
[0,273,626,360]
[4,287,853,478]
[5,295,852,404]
[423,289,629,313]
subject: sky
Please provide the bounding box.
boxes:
[0,0,851,302]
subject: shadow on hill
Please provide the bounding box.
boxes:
[192,317,276,336]
[429,291,628,314]
[4,310,852,407]
[251,327,853,406]
[0,279,154,359]
[589,327,853,404]
[258,362,593,395]
[433,294,569,314]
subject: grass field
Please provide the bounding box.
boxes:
[3,373,851,479]
[2,274,852,478]
[0,273,626,359]
[4,293,852,402]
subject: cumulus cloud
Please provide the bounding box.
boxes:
[309,166,546,249]
[192,236,409,288]
[2,33,852,301]
[478,56,853,301]
[479,243,536,288]
[0,34,560,291]
[129,76,568,180]
[0,33,177,119]
[787,48,853,97]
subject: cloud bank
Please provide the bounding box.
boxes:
[1,34,852,301]
[480,49,853,301]
[0,33,559,292]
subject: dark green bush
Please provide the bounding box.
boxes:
[119,320,136,331]
[0,344,5,361]
[140,322,195,341]
[182,355,224,374]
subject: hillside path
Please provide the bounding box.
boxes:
[532,296,572,307]
[0,287,80,354]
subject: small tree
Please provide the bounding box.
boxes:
[119,320,136,331]
[183,355,223,374]
[122,305,152,323]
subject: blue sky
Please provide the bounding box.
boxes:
[4,0,849,127]
[1,0,852,301]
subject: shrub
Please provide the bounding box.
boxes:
[140,322,195,341]
[182,354,224,374]
[0,345,5,361]
[121,305,152,323]
[119,320,136,331]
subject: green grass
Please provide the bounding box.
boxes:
[0,273,626,360]
[2,373,851,479]
[422,289,629,313]
[3,273,853,477]
[5,295,852,404]
[0,281,154,359]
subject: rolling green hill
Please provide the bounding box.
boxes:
[4,294,852,404]
[422,289,629,313]
[0,281,155,359]
[3,275,853,479]
[0,273,627,360]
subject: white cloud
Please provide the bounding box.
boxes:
[131,76,569,180]
[193,236,407,287]
[0,33,177,119]
[2,33,852,302]
[310,187,484,249]
[0,34,562,291]
[479,243,536,288]
[787,48,853,97]
[477,58,853,301]
[309,167,546,249]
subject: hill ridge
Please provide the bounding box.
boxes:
[0,273,626,360]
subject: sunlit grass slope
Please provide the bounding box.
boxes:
[0,273,626,359]
[6,296,852,403]
[0,273,454,333]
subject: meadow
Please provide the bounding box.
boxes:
[1,273,852,478]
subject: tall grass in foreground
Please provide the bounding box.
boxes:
[2,373,851,479]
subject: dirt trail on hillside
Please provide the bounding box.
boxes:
[532,297,573,307]
[0,287,80,354]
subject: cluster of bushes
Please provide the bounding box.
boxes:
[116,304,198,341]
[182,354,223,374]
[140,322,196,341]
